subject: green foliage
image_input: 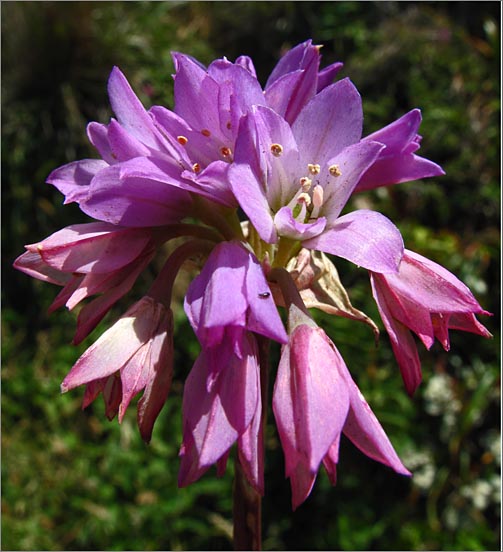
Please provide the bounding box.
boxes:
[2,2,500,550]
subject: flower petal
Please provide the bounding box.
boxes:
[46,159,107,204]
[304,209,404,273]
[274,206,327,240]
[79,163,192,226]
[371,273,423,395]
[292,78,363,166]
[322,140,385,221]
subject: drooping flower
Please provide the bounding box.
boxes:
[13,222,157,343]
[178,329,263,492]
[184,240,288,348]
[370,249,492,395]
[272,303,410,509]
[180,241,288,492]
[61,295,174,442]
[229,78,404,273]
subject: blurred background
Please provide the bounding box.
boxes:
[1,2,500,550]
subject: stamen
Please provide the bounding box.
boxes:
[299,177,312,191]
[177,135,188,146]
[192,163,201,173]
[329,164,342,176]
[270,143,283,157]
[307,163,321,175]
[297,192,312,207]
[201,129,211,137]
[226,121,232,130]
[220,146,232,158]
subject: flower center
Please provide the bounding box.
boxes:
[287,161,341,223]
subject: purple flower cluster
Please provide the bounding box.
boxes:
[14,40,490,509]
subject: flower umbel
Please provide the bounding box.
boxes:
[13,39,490,518]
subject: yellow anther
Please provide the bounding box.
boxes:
[201,129,211,137]
[220,146,232,158]
[300,177,312,190]
[177,135,188,146]
[297,192,312,206]
[307,163,321,175]
[270,143,283,157]
[329,164,342,176]
[192,163,201,173]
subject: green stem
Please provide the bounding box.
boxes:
[191,195,244,241]
[271,236,301,268]
[147,238,214,307]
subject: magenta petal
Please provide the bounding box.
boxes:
[46,159,107,204]
[322,436,341,485]
[292,78,363,165]
[266,40,318,87]
[371,273,422,394]
[182,336,259,467]
[357,110,445,191]
[244,252,288,344]
[107,119,152,161]
[365,109,422,153]
[208,59,266,135]
[80,163,192,227]
[107,66,163,150]
[264,70,305,120]
[13,251,72,285]
[237,389,264,495]
[389,250,487,313]
[172,53,222,139]
[185,241,287,345]
[304,209,404,273]
[289,462,317,511]
[181,161,237,207]
[28,223,152,274]
[317,62,344,92]
[357,153,445,192]
[61,297,163,391]
[72,250,154,344]
[340,368,411,476]
[229,163,277,243]
[273,324,350,474]
[87,122,116,164]
[235,55,257,78]
[322,140,385,220]
[274,207,326,240]
[447,312,493,338]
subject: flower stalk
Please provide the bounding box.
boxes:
[233,334,270,551]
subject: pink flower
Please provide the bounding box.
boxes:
[273,305,410,509]
[48,68,193,226]
[229,80,404,273]
[14,222,156,344]
[61,296,173,443]
[370,249,492,395]
[179,241,288,492]
[178,330,263,493]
